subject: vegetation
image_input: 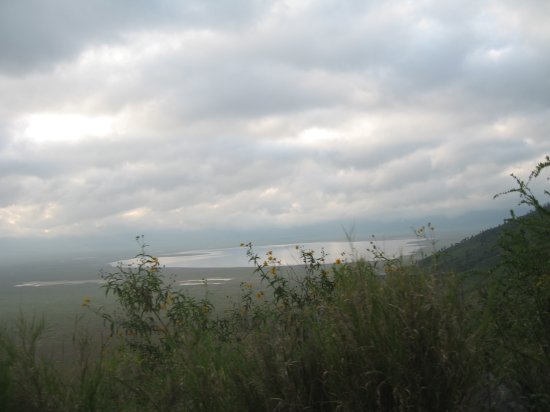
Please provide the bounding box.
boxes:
[0,156,549,411]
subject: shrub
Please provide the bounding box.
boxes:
[487,155,550,409]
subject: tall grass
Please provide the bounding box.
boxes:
[0,248,485,411]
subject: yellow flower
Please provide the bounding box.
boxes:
[335,259,342,265]
[81,297,91,307]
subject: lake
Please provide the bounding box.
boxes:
[116,238,427,268]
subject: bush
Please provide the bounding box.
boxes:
[487,155,550,409]
[81,240,482,411]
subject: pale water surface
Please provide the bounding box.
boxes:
[114,238,426,269]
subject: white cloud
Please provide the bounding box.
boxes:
[0,0,549,244]
[15,113,114,144]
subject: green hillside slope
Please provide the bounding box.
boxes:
[422,204,550,274]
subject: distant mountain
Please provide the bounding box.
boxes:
[424,205,549,274]
[426,225,504,273]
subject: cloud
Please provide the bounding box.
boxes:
[0,0,264,74]
[1,0,549,242]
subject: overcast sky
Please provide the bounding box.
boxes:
[1,0,549,252]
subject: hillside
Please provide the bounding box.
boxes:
[428,223,505,273]
[422,204,550,274]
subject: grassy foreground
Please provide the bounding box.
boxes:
[0,157,549,411]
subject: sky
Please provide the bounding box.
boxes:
[1,0,549,258]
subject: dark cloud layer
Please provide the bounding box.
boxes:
[0,0,262,74]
